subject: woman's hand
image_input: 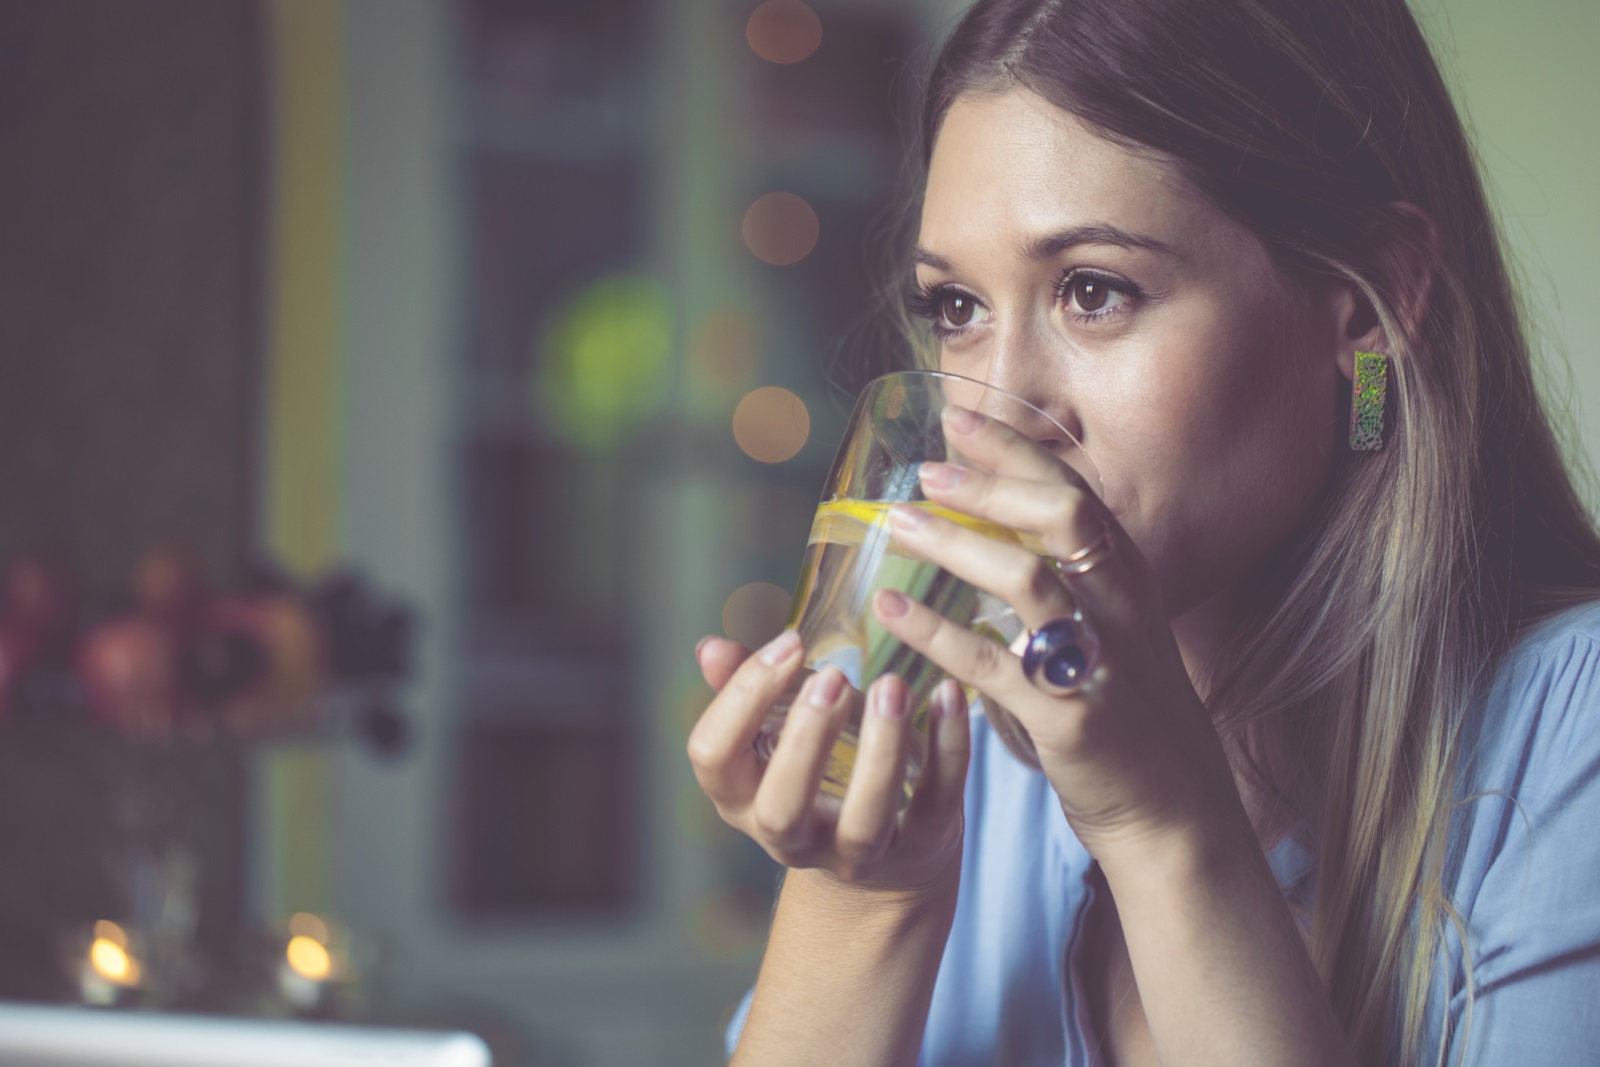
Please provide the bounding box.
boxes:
[875,405,1244,860]
[687,634,970,896]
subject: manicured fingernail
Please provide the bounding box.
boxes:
[889,504,930,531]
[876,589,910,617]
[807,667,845,708]
[759,629,802,665]
[934,679,967,719]
[694,636,713,658]
[919,462,966,490]
[944,406,984,434]
[874,679,908,719]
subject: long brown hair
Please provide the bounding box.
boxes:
[906,0,1600,1061]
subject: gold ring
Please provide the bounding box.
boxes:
[1052,522,1117,576]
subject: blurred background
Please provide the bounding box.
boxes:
[0,0,1594,1064]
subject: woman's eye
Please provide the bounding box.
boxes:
[1061,273,1133,317]
[905,284,988,336]
[941,292,978,327]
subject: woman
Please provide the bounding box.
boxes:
[689,0,1600,1063]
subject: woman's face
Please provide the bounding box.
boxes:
[917,89,1350,623]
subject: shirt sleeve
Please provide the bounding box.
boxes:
[1440,624,1600,1066]
[724,985,755,1060]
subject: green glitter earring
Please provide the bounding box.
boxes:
[1349,350,1389,451]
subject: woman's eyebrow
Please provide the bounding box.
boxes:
[1025,223,1175,260]
[914,223,1176,272]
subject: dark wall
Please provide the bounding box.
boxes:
[0,0,266,595]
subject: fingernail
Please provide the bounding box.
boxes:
[759,629,802,665]
[874,679,908,719]
[694,636,713,659]
[934,679,967,719]
[944,406,984,434]
[919,462,966,490]
[888,504,930,531]
[808,667,845,708]
[876,589,910,618]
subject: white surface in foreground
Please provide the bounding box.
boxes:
[0,1002,491,1067]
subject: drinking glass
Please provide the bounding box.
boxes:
[751,370,1101,800]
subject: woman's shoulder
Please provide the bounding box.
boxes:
[1463,596,1600,809]
[1425,598,1600,1067]
[1509,596,1600,665]
[1482,597,1600,746]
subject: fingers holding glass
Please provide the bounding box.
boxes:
[884,491,1123,703]
[939,404,1101,497]
[712,659,958,882]
[871,588,1050,712]
[912,462,1139,638]
[869,586,1114,782]
[694,634,756,692]
[886,500,1122,635]
[686,629,806,810]
[832,675,915,877]
[905,678,971,823]
[748,665,856,862]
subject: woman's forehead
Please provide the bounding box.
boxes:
[919,89,1209,262]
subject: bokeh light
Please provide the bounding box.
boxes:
[732,386,810,463]
[288,911,330,944]
[746,0,823,65]
[89,938,135,984]
[286,935,334,981]
[536,274,675,449]
[742,192,819,266]
[93,920,128,948]
[721,581,792,646]
[689,309,758,386]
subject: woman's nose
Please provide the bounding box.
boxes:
[975,386,1063,446]
[972,332,1073,447]
[957,330,1098,491]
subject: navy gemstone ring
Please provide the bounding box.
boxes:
[1020,614,1101,696]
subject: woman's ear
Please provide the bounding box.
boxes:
[1333,201,1441,380]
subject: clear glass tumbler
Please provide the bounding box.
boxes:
[751,370,1100,800]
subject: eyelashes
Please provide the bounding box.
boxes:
[906,268,1141,339]
[1054,270,1134,317]
[904,284,980,335]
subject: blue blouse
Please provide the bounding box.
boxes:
[725,599,1600,1065]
